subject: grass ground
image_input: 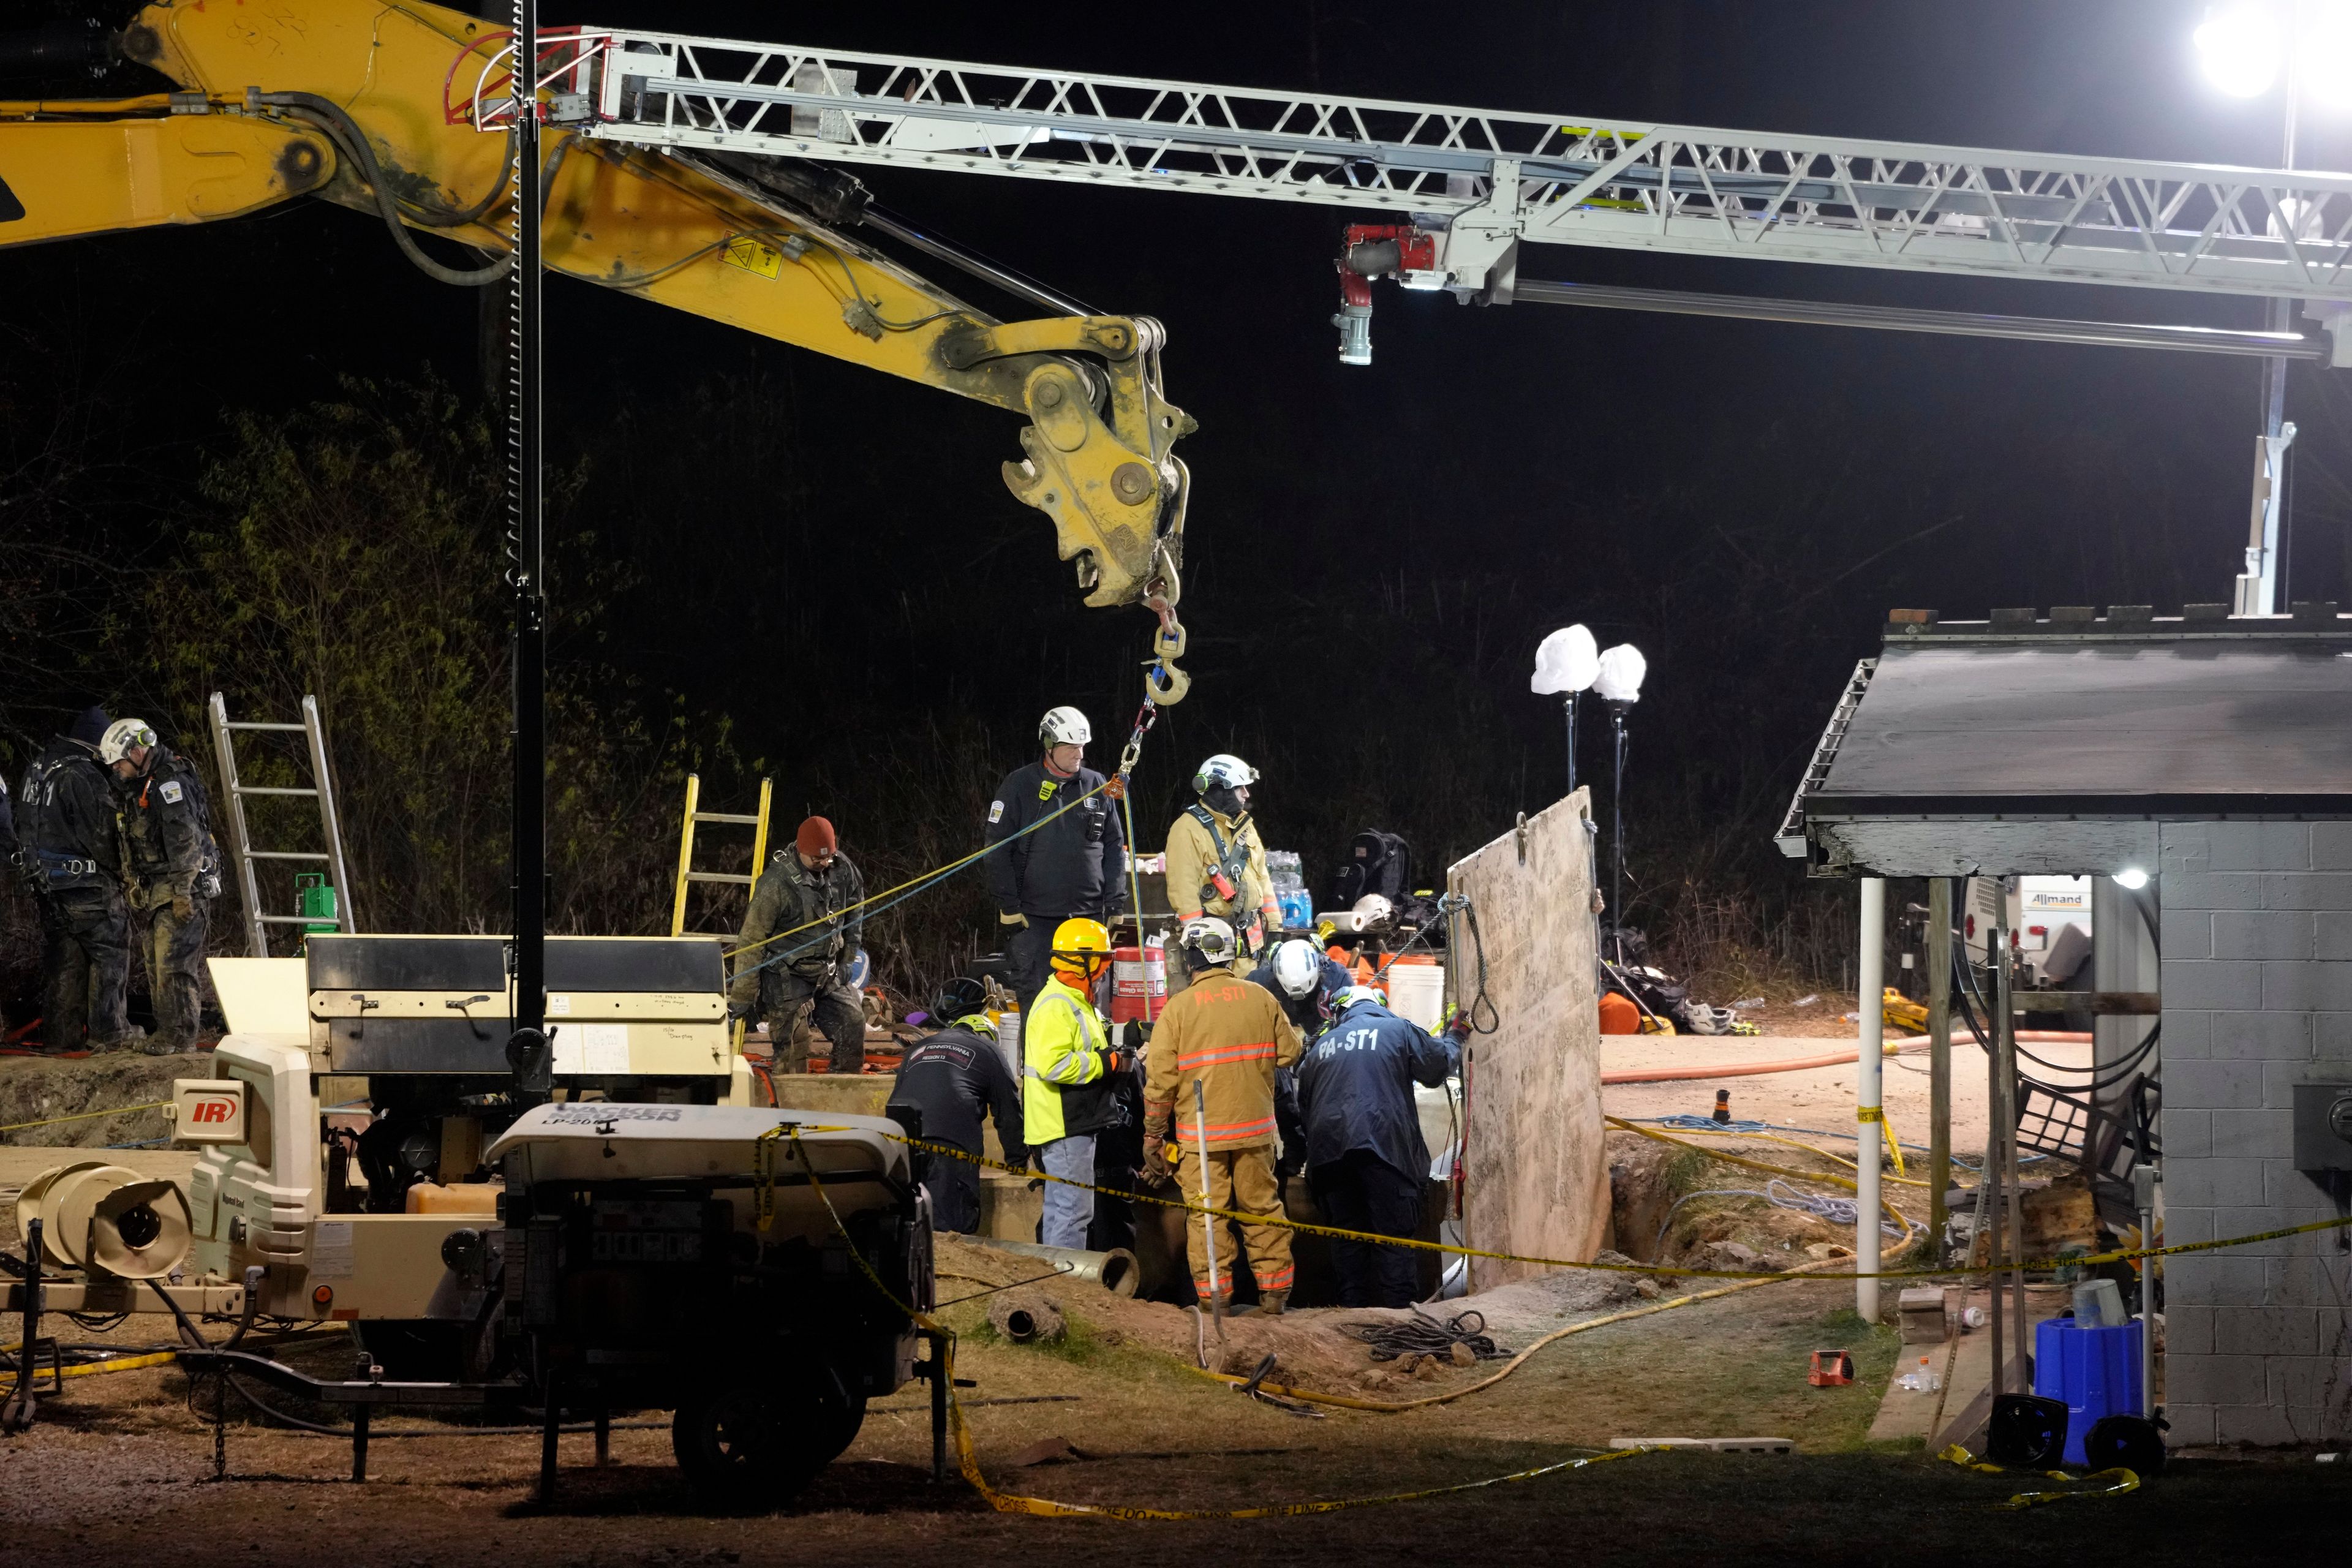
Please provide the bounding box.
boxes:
[11,1268,2343,1567]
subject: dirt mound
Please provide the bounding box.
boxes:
[935,1235,1459,1397]
[0,1050,199,1147]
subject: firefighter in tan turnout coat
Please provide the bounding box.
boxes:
[1144,915,1304,1313]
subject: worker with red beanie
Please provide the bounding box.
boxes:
[728,815,870,1073]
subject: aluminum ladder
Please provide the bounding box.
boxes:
[207,692,358,957]
[670,774,773,937]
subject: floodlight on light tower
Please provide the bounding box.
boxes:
[2194,4,2285,99]
[1594,644,1646,963]
[1531,625,1600,797]
[2192,1,2339,616]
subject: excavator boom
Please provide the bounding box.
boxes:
[0,0,1193,696]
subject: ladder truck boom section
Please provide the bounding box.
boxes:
[531,25,2352,365]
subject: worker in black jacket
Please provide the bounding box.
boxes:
[17,706,136,1054]
[102,718,222,1055]
[985,706,1126,1014]
[1295,987,1466,1306]
[889,978,1028,1233]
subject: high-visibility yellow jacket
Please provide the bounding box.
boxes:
[1163,803,1278,937]
[1023,974,1115,1143]
[1144,965,1302,1151]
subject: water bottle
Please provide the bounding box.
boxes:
[1898,1355,1940,1394]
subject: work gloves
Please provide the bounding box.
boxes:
[1142,1134,1171,1185]
[726,998,757,1022]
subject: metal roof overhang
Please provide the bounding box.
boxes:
[1779,625,2352,877]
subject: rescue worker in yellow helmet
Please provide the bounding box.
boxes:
[1023,917,1127,1248]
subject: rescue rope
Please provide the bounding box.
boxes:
[786,1126,1668,1518]
[0,1101,172,1136]
[725,777,1115,974]
[729,689,1167,984]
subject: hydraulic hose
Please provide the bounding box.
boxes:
[254,91,513,287]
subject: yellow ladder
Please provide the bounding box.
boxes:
[669,774,774,937]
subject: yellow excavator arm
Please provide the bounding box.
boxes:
[1,0,1194,699]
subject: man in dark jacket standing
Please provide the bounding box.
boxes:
[728,815,869,1074]
[1295,986,1465,1307]
[100,719,222,1055]
[986,706,1125,1015]
[17,706,135,1054]
[889,978,1027,1234]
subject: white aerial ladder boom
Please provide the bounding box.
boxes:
[486,28,2352,368]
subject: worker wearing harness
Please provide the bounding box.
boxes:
[1295,986,1466,1307]
[1023,918,1123,1249]
[729,816,869,1075]
[17,707,136,1054]
[100,719,222,1055]
[1144,916,1304,1314]
[1162,753,1280,956]
[891,978,1027,1234]
[986,706,1126,1016]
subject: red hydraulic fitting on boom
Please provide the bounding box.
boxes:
[1332,223,1437,366]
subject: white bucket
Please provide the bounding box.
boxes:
[1384,961,1445,1030]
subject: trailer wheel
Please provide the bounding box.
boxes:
[671,1388,786,1507]
[671,1368,865,1509]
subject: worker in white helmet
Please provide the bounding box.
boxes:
[984,706,1127,1014]
[1162,753,1278,959]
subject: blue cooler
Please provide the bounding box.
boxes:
[2033,1315,2144,1466]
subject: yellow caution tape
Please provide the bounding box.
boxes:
[860,1123,2352,1284]
[1855,1105,1906,1177]
[0,1100,172,1136]
[1937,1444,2141,1509]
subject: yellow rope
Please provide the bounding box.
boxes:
[0,1101,172,1136]
[725,779,1112,961]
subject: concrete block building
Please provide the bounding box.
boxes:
[1782,609,2352,1446]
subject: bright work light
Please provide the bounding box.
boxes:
[1594,644,1647,704]
[1531,624,1599,695]
[2114,867,2150,890]
[2196,3,2286,98]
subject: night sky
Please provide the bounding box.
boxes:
[6,0,2348,946]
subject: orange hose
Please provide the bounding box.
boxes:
[1600,1030,2090,1085]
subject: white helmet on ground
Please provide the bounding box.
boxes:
[1192,753,1258,794]
[1270,938,1324,1000]
[97,718,157,767]
[1039,706,1092,748]
[1180,915,1238,967]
